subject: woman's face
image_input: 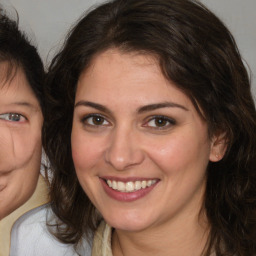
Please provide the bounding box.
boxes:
[0,63,43,219]
[72,49,221,232]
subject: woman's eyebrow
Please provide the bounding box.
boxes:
[8,102,39,111]
[74,101,112,115]
[74,101,188,114]
[137,102,188,113]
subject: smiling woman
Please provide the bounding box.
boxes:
[0,8,48,256]
[10,0,256,255]
[71,49,219,238]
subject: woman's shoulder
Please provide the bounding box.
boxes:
[11,204,49,229]
[10,204,91,256]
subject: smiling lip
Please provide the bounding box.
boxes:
[100,177,159,202]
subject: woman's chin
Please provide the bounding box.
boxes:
[103,213,153,233]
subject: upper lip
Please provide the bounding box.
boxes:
[101,176,159,182]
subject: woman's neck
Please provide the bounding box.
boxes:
[112,210,210,256]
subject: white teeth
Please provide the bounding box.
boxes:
[126,182,134,192]
[107,180,112,187]
[117,181,125,192]
[135,181,141,190]
[141,180,147,189]
[112,181,117,189]
[106,179,157,193]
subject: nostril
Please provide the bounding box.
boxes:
[104,130,145,170]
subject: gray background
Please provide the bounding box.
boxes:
[2,0,256,97]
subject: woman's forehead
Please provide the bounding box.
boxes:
[0,61,19,88]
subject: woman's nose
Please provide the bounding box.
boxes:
[104,127,145,171]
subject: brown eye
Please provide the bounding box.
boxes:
[83,115,109,126]
[91,116,105,125]
[146,116,175,129]
[154,118,168,127]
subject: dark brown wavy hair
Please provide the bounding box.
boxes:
[0,8,45,112]
[43,0,256,254]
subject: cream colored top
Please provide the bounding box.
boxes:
[0,175,49,256]
[91,221,217,256]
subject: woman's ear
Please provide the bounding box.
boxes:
[209,132,227,162]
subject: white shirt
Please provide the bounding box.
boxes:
[10,205,91,256]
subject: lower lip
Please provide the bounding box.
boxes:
[100,179,158,202]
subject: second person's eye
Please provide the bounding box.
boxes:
[0,113,26,122]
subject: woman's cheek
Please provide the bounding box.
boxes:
[0,126,16,171]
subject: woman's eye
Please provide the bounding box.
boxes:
[145,116,175,129]
[0,113,26,122]
[83,115,109,126]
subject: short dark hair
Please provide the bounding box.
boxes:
[0,8,45,113]
[44,0,256,254]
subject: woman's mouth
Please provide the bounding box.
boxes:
[100,177,159,202]
[106,179,157,193]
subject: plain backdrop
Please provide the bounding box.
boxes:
[2,0,256,97]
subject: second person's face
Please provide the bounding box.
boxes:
[0,63,43,219]
[72,49,219,233]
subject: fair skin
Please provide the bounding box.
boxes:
[72,49,225,256]
[0,62,43,219]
